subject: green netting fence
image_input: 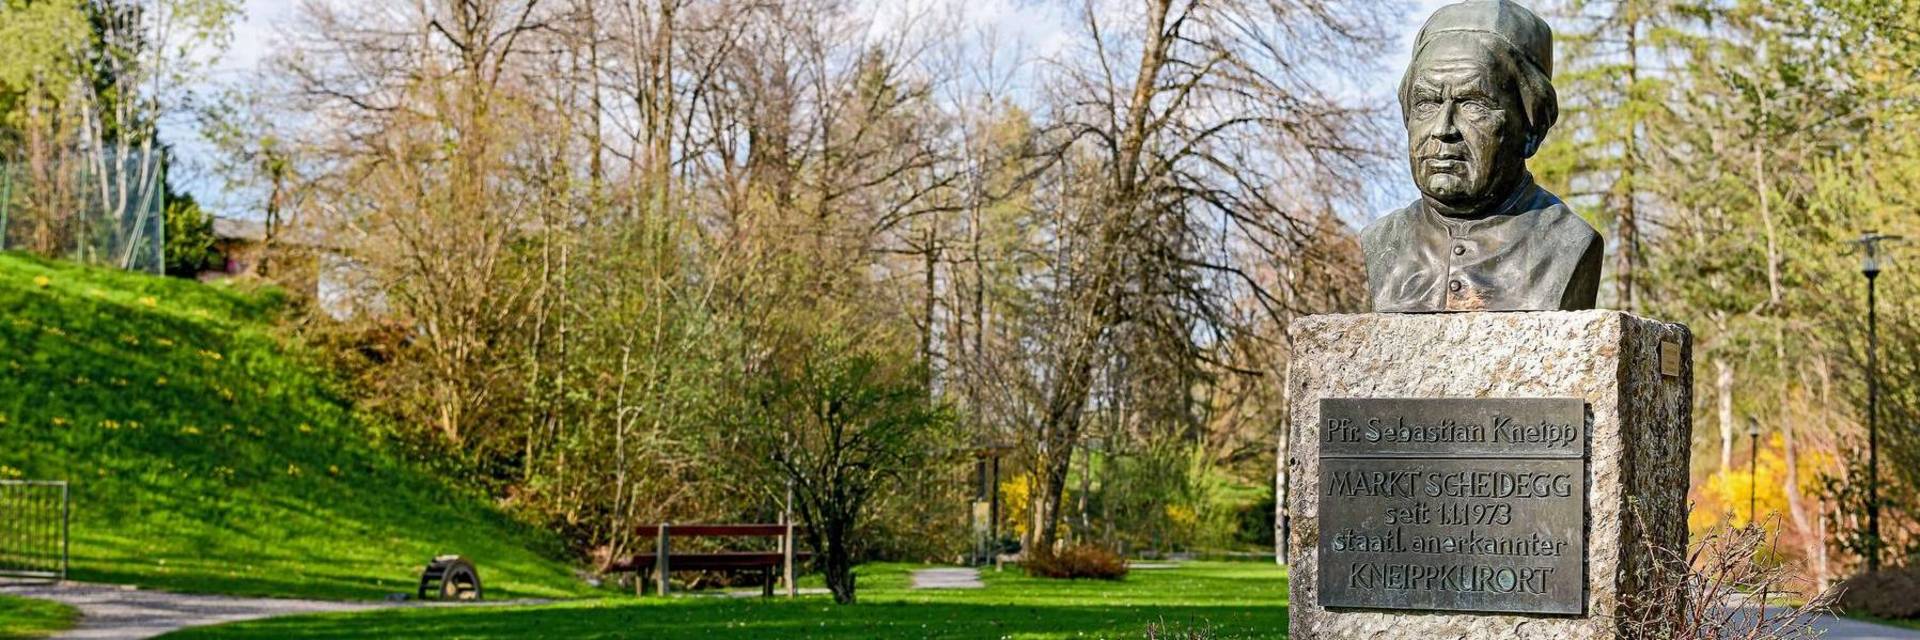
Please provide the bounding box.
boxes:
[1,148,165,274]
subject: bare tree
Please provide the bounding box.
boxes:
[1008,0,1397,553]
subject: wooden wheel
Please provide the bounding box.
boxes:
[418,555,484,601]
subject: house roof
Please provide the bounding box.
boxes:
[212,217,268,242]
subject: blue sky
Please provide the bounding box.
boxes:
[173,0,1454,219]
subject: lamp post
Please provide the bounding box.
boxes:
[1854,231,1904,573]
[1748,417,1761,523]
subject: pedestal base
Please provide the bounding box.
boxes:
[1285,311,1691,639]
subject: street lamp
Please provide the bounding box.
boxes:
[1748,417,1762,523]
[1854,231,1904,572]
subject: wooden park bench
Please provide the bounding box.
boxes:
[610,524,808,597]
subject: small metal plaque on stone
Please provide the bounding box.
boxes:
[1661,341,1682,378]
[1318,398,1587,615]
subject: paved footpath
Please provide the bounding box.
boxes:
[1792,611,1920,640]
[1,582,388,639]
[0,581,538,640]
[1725,604,1920,640]
[908,567,983,590]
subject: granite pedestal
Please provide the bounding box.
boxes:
[1286,311,1691,639]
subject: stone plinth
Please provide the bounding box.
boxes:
[1286,311,1691,639]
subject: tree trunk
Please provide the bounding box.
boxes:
[1616,15,1639,312]
[1029,433,1075,554]
[1715,357,1733,471]
[822,513,857,604]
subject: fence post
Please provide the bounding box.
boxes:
[1,167,12,252]
[61,482,69,581]
[784,523,797,598]
[655,523,670,597]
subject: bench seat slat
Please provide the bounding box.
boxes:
[610,551,813,572]
[634,524,802,538]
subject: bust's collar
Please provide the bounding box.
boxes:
[1421,173,1542,238]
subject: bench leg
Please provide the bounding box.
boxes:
[764,566,774,598]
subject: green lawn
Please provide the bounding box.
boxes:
[1846,614,1920,632]
[0,253,593,600]
[0,593,78,639]
[161,562,1290,639]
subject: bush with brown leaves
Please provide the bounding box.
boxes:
[1023,543,1129,580]
[1836,564,1920,620]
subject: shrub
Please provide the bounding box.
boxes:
[1622,520,1835,639]
[1144,620,1216,639]
[1837,565,1920,620]
[1024,543,1129,580]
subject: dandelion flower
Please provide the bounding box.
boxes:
[32,276,50,288]
[139,296,158,307]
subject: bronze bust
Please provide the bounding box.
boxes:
[1363,0,1602,313]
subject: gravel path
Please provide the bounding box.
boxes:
[0,581,543,640]
[908,568,983,590]
[0,582,389,639]
[1812,614,1920,640]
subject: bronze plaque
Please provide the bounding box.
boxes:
[1317,398,1587,615]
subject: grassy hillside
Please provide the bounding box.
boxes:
[0,253,591,600]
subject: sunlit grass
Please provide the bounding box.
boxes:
[163,562,1290,639]
[0,593,78,639]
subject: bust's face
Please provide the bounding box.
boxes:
[1405,36,1534,215]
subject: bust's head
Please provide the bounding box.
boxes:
[1400,0,1558,217]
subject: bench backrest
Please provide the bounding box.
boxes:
[635,524,804,538]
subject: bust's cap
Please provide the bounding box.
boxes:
[1415,0,1554,78]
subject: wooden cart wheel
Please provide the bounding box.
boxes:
[418,555,483,601]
